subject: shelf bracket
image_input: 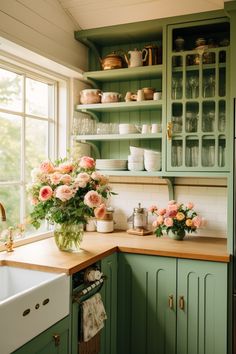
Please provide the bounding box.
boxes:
[80,37,102,69]
[161,177,175,200]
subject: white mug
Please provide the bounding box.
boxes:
[151,123,162,133]
[137,89,144,102]
[141,124,151,134]
[153,92,162,100]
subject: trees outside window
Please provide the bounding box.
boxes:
[0,64,57,235]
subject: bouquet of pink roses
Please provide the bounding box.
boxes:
[149,200,202,237]
[27,156,114,229]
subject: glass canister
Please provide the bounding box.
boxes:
[132,203,148,230]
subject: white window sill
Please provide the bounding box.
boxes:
[0,231,53,252]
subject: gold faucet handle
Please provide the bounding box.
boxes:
[167,122,173,140]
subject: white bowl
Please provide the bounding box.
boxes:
[144,149,161,157]
[130,146,144,157]
[119,124,138,134]
[128,154,144,163]
[144,160,161,171]
[128,161,144,171]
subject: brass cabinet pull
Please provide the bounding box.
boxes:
[167,122,173,140]
[168,294,174,309]
[53,334,60,347]
[179,296,185,310]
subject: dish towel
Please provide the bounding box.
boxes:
[81,292,107,342]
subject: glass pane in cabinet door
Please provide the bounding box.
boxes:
[172,58,183,100]
[218,101,226,133]
[171,140,183,167]
[186,70,199,99]
[203,51,215,65]
[202,137,215,167]
[202,101,215,132]
[185,102,199,133]
[171,103,183,133]
[202,69,216,98]
[219,67,226,97]
[218,135,226,167]
[186,138,199,167]
[219,50,226,64]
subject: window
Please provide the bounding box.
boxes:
[0,63,57,236]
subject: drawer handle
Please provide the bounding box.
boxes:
[179,296,185,310]
[168,294,174,309]
[53,334,60,347]
[167,122,173,140]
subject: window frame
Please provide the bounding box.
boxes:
[0,56,70,250]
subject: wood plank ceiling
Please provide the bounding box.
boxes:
[56,0,226,30]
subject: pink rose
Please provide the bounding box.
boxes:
[40,161,54,174]
[152,220,159,228]
[31,197,39,205]
[58,163,74,174]
[94,203,106,219]
[50,172,62,185]
[168,200,176,205]
[192,216,202,228]
[186,202,194,210]
[76,172,91,187]
[157,215,164,224]
[79,156,95,169]
[157,208,166,216]
[55,185,74,201]
[148,205,158,213]
[164,217,173,227]
[60,174,72,185]
[84,191,102,208]
[91,171,103,181]
[39,186,53,201]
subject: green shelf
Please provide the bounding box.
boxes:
[74,133,162,141]
[76,100,162,112]
[83,65,163,82]
[98,170,163,177]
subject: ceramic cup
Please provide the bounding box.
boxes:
[153,92,162,100]
[141,124,151,134]
[151,123,162,133]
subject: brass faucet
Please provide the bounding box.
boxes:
[0,202,14,252]
[0,202,6,222]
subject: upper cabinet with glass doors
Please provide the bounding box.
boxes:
[167,19,230,172]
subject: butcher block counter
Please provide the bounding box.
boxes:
[0,231,230,274]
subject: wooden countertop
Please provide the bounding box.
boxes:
[0,232,230,275]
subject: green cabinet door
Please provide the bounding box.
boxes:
[117,253,176,354]
[176,259,227,354]
[13,316,70,354]
[100,252,118,354]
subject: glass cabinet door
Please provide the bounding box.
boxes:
[167,20,229,172]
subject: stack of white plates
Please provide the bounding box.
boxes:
[96,159,128,171]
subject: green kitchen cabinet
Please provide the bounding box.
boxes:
[117,253,176,354]
[13,316,70,354]
[166,19,230,173]
[177,259,228,354]
[100,252,118,354]
[117,253,228,354]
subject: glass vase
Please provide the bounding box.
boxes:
[168,229,186,241]
[54,223,84,252]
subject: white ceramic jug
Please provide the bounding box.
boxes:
[125,48,148,68]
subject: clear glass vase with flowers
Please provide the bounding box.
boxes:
[149,200,202,240]
[27,156,115,252]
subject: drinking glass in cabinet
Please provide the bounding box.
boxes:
[171,140,183,167]
[172,77,183,99]
[218,112,226,132]
[186,141,199,167]
[74,116,96,135]
[218,140,226,167]
[185,112,198,133]
[202,111,215,132]
[203,74,216,98]
[172,116,183,133]
[186,75,199,99]
[202,140,215,167]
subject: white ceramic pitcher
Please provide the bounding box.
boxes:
[125,48,148,68]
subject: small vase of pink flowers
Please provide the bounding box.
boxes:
[149,200,202,240]
[27,156,115,252]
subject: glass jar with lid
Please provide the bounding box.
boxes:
[132,203,148,230]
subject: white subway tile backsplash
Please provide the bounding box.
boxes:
[110,183,227,238]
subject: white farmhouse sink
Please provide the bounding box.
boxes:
[0,266,70,354]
